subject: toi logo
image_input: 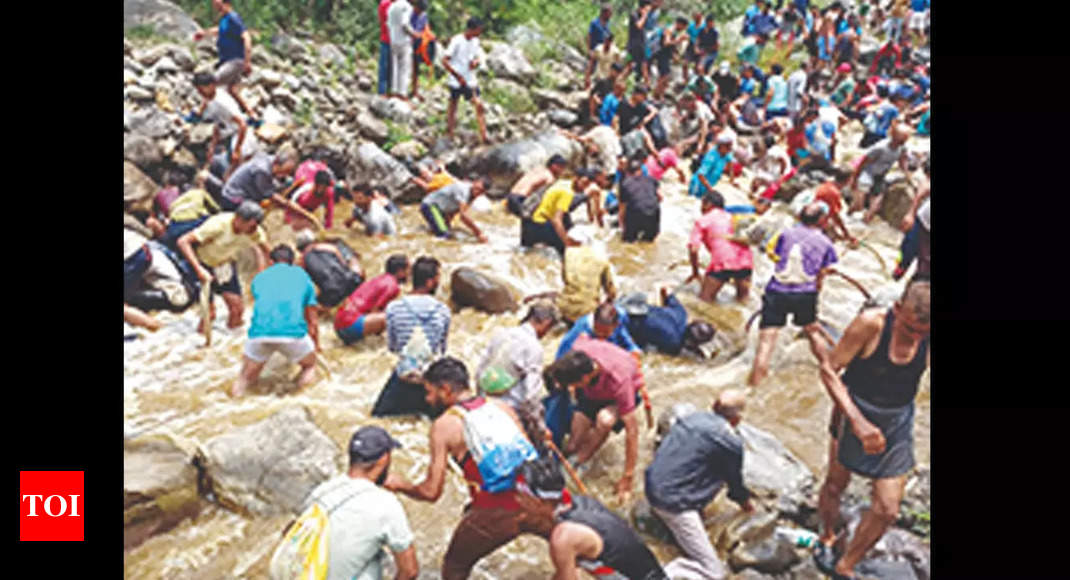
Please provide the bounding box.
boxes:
[19,471,84,541]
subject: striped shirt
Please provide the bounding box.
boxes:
[385,294,451,355]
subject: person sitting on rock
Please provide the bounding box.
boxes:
[345,182,398,237]
[419,176,491,243]
[519,169,598,256]
[644,390,753,579]
[748,202,839,387]
[384,357,548,580]
[814,277,929,580]
[506,154,568,218]
[190,72,255,182]
[193,0,258,121]
[474,302,559,409]
[514,456,668,580]
[175,201,270,331]
[371,256,451,417]
[619,287,718,358]
[285,425,418,580]
[294,230,364,310]
[124,228,200,332]
[544,335,643,504]
[232,244,320,398]
[334,254,409,346]
[686,190,754,304]
[285,159,338,231]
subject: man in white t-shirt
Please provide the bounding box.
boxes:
[675,92,717,159]
[443,17,488,144]
[294,426,418,580]
[387,0,418,98]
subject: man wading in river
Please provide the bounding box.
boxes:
[813,277,930,579]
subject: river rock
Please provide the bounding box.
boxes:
[877,178,916,227]
[124,161,158,212]
[463,131,583,194]
[256,123,290,145]
[505,25,586,72]
[729,534,801,574]
[152,56,179,75]
[486,41,537,83]
[348,142,420,202]
[390,139,427,160]
[356,111,390,143]
[738,423,816,515]
[126,108,175,139]
[838,505,930,580]
[630,497,674,544]
[450,268,518,314]
[124,69,139,86]
[271,32,309,59]
[370,96,413,124]
[272,87,299,110]
[254,68,283,89]
[655,403,699,447]
[319,43,348,67]
[193,406,344,516]
[126,85,155,101]
[168,148,199,175]
[531,88,569,110]
[124,133,163,168]
[124,434,203,550]
[123,0,200,41]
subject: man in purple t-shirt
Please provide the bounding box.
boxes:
[748,202,838,386]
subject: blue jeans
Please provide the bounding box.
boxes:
[161,217,208,250]
[898,218,921,270]
[378,42,391,95]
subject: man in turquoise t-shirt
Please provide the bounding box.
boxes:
[689,133,737,198]
[233,244,320,397]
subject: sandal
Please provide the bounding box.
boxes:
[812,542,856,579]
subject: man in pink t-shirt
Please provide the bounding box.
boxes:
[687,190,754,303]
[334,254,409,344]
[643,147,686,182]
[285,159,336,230]
[378,0,394,95]
[545,334,642,503]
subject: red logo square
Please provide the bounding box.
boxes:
[19,471,84,541]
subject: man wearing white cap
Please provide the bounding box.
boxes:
[712,60,740,102]
[689,133,737,198]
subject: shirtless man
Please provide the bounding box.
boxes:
[506,154,568,218]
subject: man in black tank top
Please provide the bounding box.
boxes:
[813,277,930,579]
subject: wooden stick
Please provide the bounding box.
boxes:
[199,283,213,347]
[546,438,590,496]
[826,269,873,301]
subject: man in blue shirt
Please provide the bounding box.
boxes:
[585,4,613,89]
[689,133,736,198]
[859,92,909,148]
[556,302,640,359]
[619,288,717,358]
[194,0,257,120]
[742,0,765,37]
[233,244,320,398]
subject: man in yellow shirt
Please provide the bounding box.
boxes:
[557,225,617,325]
[176,201,271,331]
[520,169,596,255]
[161,188,221,248]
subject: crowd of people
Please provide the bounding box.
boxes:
[124,0,931,578]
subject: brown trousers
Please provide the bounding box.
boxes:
[441,493,554,580]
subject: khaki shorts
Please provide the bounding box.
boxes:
[244,335,315,364]
[214,59,245,86]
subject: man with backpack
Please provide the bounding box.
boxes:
[385,357,547,580]
[270,425,419,580]
[371,256,451,417]
[294,230,364,310]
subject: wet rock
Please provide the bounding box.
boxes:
[731,570,775,580]
[450,268,518,314]
[630,497,674,544]
[390,139,427,160]
[193,406,344,516]
[531,88,569,110]
[547,109,578,128]
[126,85,155,101]
[126,108,175,139]
[272,87,299,110]
[655,403,699,447]
[855,559,919,580]
[255,68,283,89]
[729,534,801,574]
[348,142,420,202]
[786,559,826,580]
[485,41,538,83]
[370,95,413,124]
[168,148,199,175]
[722,511,779,552]
[462,131,583,194]
[877,178,916,227]
[840,506,930,580]
[319,43,348,67]
[738,423,816,514]
[256,123,290,145]
[152,56,179,74]
[124,134,163,169]
[124,161,159,213]
[355,111,390,143]
[123,0,200,41]
[124,434,203,550]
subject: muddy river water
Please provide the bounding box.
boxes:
[123,126,929,579]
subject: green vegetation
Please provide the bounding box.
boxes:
[483,78,536,114]
[904,508,930,539]
[126,23,173,44]
[382,120,413,152]
[294,98,315,126]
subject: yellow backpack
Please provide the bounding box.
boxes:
[269,482,367,580]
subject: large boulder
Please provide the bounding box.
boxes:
[485,41,538,83]
[729,534,802,575]
[123,0,200,41]
[124,133,163,169]
[877,177,916,227]
[370,96,414,125]
[505,25,587,72]
[126,108,176,139]
[738,424,816,517]
[450,268,518,314]
[318,43,348,68]
[124,161,158,213]
[123,434,203,550]
[462,131,583,194]
[193,406,344,516]
[348,142,421,203]
[271,33,309,60]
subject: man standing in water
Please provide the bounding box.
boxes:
[686,190,754,304]
[813,277,930,580]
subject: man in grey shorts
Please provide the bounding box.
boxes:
[193,0,257,120]
[234,244,321,398]
[644,390,753,579]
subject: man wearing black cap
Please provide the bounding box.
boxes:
[294,426,418,580]
[620,286,718,358]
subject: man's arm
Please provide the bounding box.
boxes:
[457,205,487,242]
[176,232,212,283]
[385,417,453,502]
[617,410,639,502]
[550,525,586,580]
[687,244,703,282]
[819,311,886,454]
[602,263,618,303]
[393,546,419,580]
[441,49,466,86]
[618,200,628,234]
[305,305,320,351]
[551,211,579,248]
[724,440,753,507]
[242,30,253,72]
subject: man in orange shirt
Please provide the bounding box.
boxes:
[813,176,857,246]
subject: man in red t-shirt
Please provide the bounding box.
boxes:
[544,335,642,503]
[378,0,394,95]
[335,254,409,344]
[285,159,337,230]
[813,177,857,245]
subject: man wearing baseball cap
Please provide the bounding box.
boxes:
[294,425,418,580]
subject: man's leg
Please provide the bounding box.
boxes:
[699,274,727,302]
[124,304,162,332]
[734,275,752,303]
[442,507,521,580]
[293,350,317,390]
[749,327,780,387]
[446,96,459,141]
[803,322,832,366]
[817,433,851,546]
[221,291,244,329]
[362,312,388,336]
[836,473,909,576]
[472,93,489,144]
[232,354,267,398]
[653,507,728,579]
[574,406,619,463]
[565,410,595,455]
[863,192,884,224]
[378,42,392,95]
